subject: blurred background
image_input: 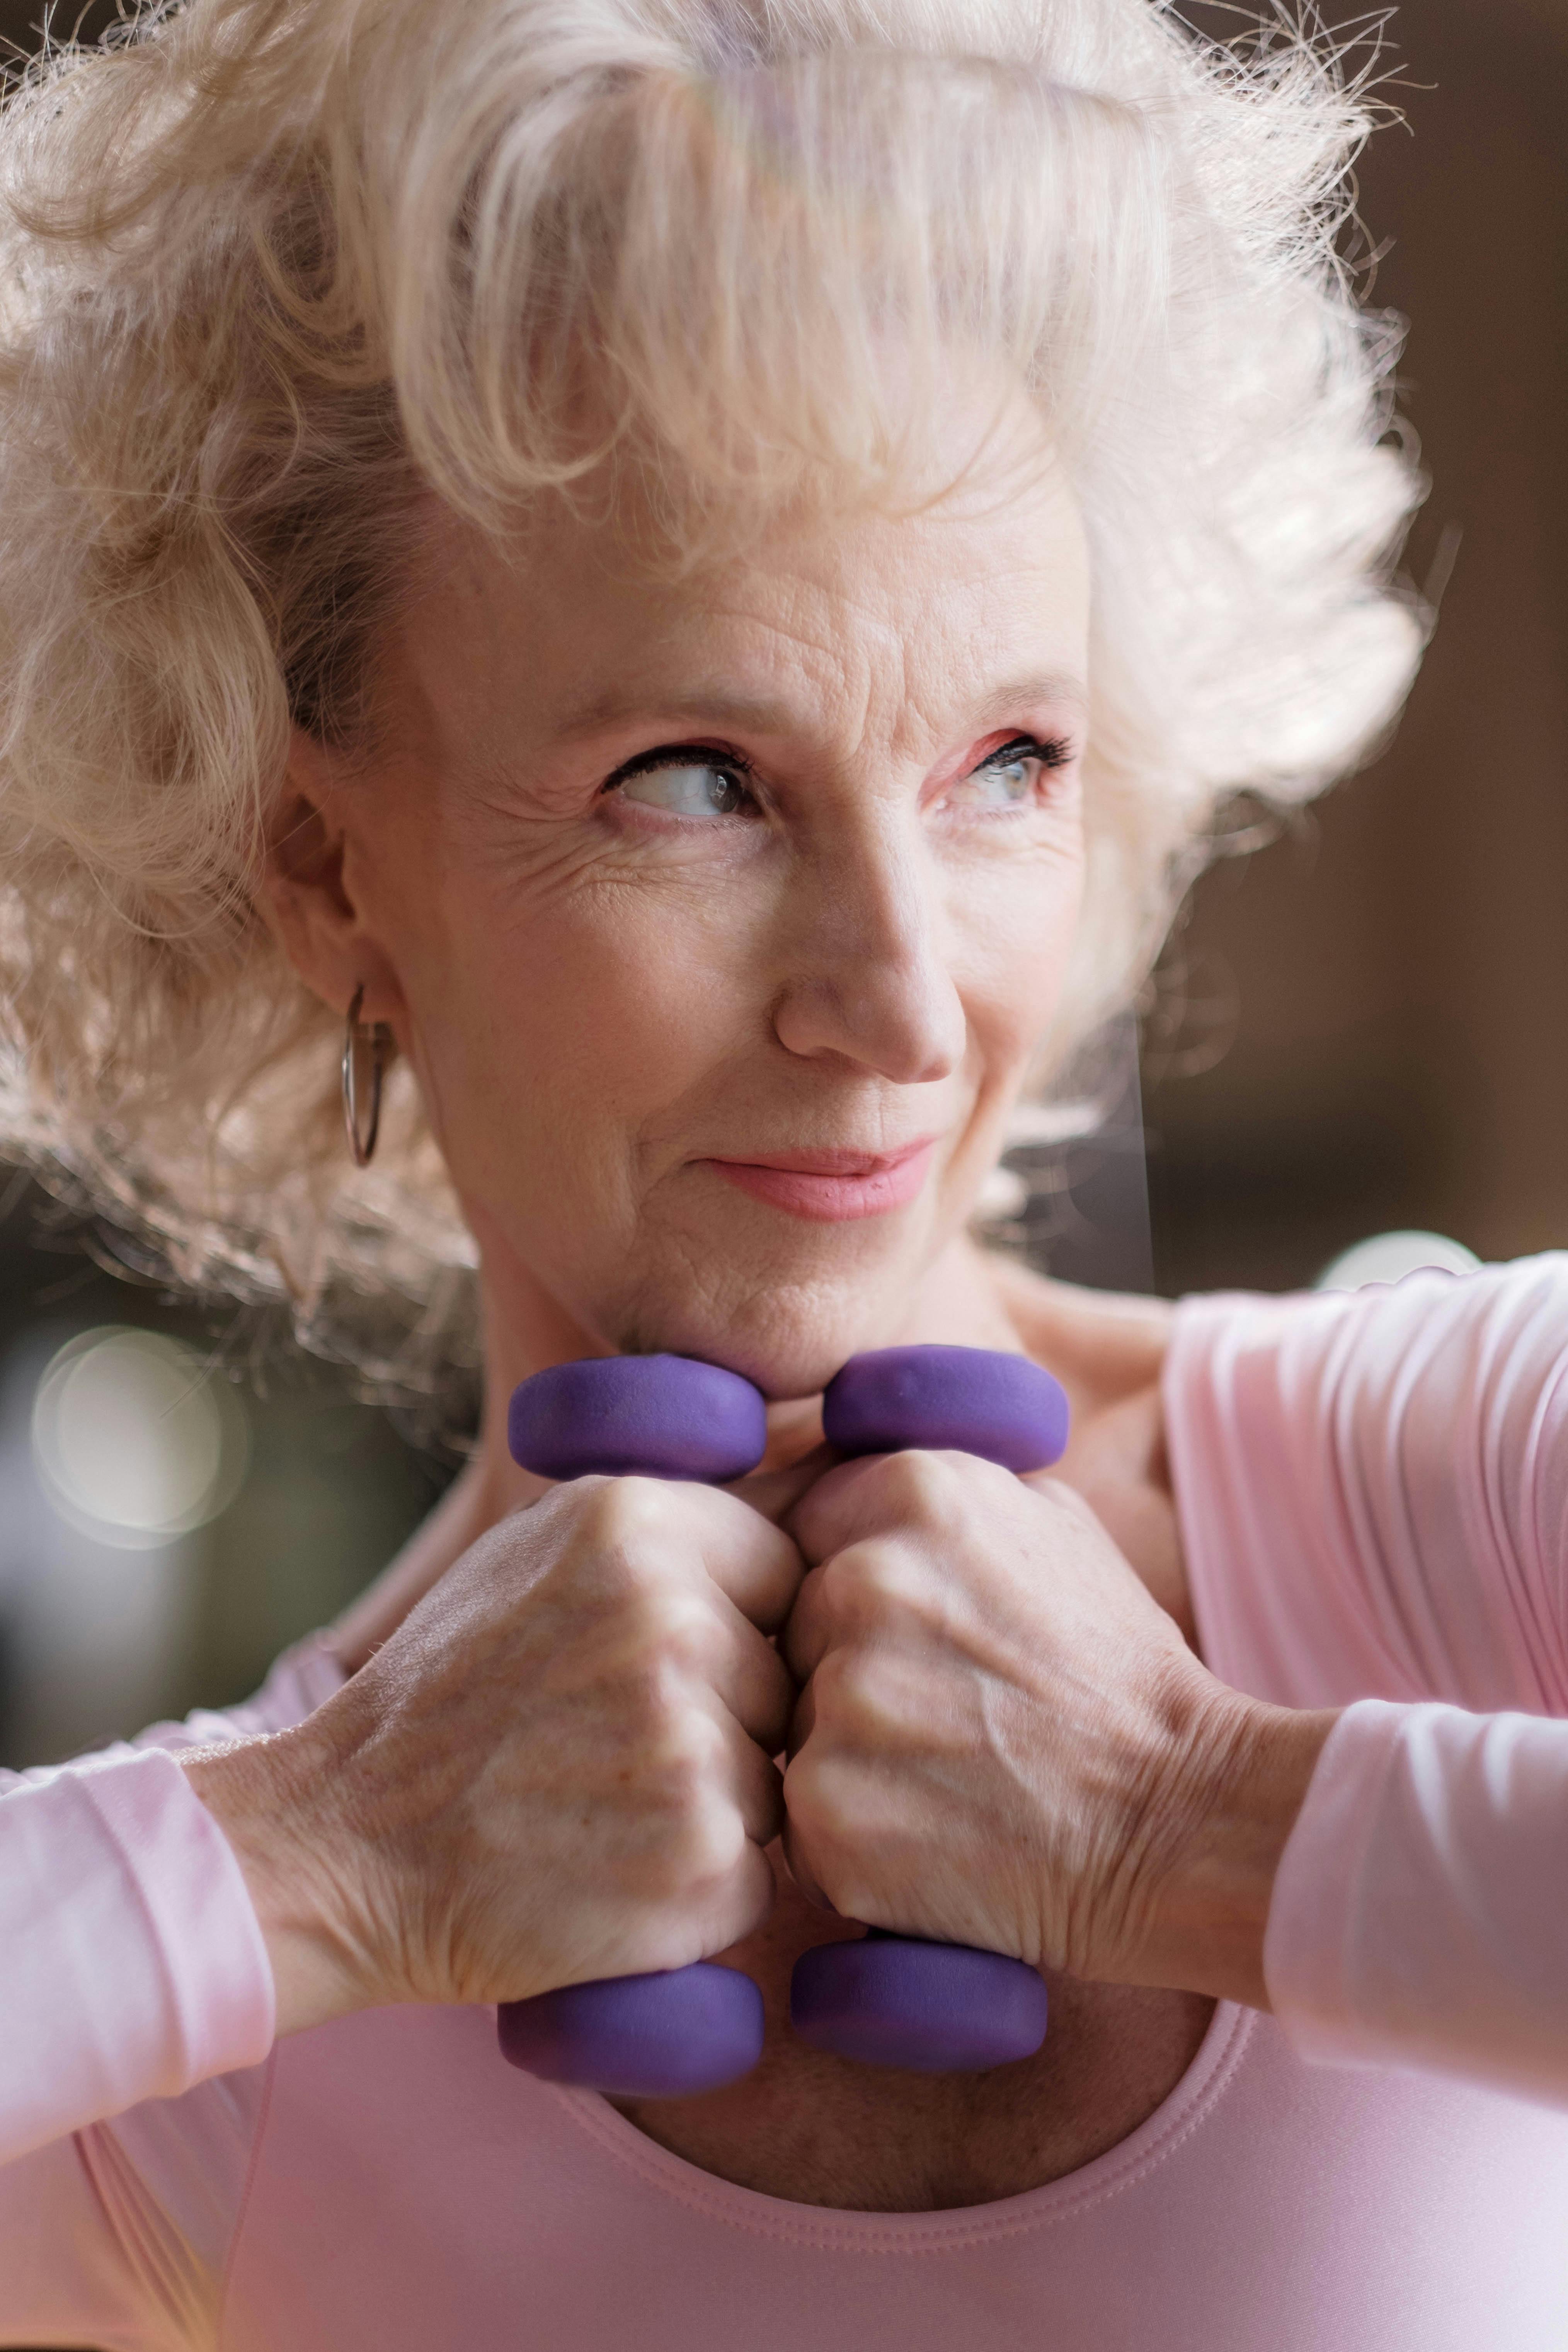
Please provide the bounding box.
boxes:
[0,0,1564,1772]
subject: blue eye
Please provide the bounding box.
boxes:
[973,754,1035,804]
[943,740,1061,812]
[617,761,751,817]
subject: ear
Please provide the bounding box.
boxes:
[259,728,407,1034]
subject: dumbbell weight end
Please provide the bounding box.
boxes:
[506,1352,768,1485]
[499,1962,764,2097]
[790,1931,1048,2073]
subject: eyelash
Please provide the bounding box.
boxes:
[974,733,1074,777]
[601,741,756,797]
[602,732,1076,806]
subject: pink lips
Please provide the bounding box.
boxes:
[699,1139,937,1223]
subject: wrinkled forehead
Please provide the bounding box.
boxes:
[397,397,1090,763]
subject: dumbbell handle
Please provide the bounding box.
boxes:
[497,1344,1066,2096]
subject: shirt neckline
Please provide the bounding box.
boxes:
[548,1998,1256,2252]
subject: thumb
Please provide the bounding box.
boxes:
[725,1440,839,1528]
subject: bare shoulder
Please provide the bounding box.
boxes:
[980,1249,1192,1642]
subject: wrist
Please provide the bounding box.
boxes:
[1120,1681,1340,2008]
[182,1728,382,2036]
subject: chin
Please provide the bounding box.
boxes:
[612,1262,919,1401]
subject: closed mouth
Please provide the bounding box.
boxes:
[695,1137,940,1223]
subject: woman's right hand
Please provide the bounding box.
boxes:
[182,1477,804,2034]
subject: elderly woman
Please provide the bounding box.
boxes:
[3,0,1568,2344]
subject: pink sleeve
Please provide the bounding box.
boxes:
[0,1745,275,2165]
[1164,1255,1568,2099]
[1264,1699,1568,2104]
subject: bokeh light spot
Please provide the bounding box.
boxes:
[31,1328,250,1549]
[1316,1230,1481,1292]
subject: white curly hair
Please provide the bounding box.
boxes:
[0,0,1423,1409]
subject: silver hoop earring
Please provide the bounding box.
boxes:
[342,984,391,1168]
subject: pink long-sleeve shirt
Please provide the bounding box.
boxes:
[5,1257,1568,2349]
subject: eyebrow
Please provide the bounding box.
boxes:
[550,669,1089,746]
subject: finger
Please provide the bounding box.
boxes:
[704,1599,796,1750]
[785,1675,816,1761]
[780,1555,835,1684]
[787,1447,1011,1567]
[724,1440,837,1529]
[711,1703,785,1847]
[780,1806,835,1911]
[786,1453,901,1566]
[781,1541,895,1684]
[708,1830,781,1953]
[1016,1469,1104,1524]
[684,1484,809,1631]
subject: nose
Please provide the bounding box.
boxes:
[770,813,966,1085]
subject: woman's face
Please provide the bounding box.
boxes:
[277,410,1090,1397]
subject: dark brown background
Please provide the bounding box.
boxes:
[1151,0,1568,1291]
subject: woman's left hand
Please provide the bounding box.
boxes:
[780,1451,1335,2003]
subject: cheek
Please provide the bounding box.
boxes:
[957,833,1087,1066]
[401,863,758,1177]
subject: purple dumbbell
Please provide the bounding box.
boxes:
[498,1344,1067,2095]
[499,1354,770,2097]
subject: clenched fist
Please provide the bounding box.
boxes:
[780,1449,1333,2003]
[187,1475,805,2032]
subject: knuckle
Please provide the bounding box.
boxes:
[804,1643,902,1742]
[889,1446,969,1519]
[815,1548,861,1625]
[840,1446,973,1538]
[849,1449,919,1511]
[666,1782,746,1891]
[644,1702,725,1798]
[810,1643,858,1714]
[578,1472,676,1551]
[838,1646,908,1737]
[626,1578,712,1667]
[819,1541,916,1630]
